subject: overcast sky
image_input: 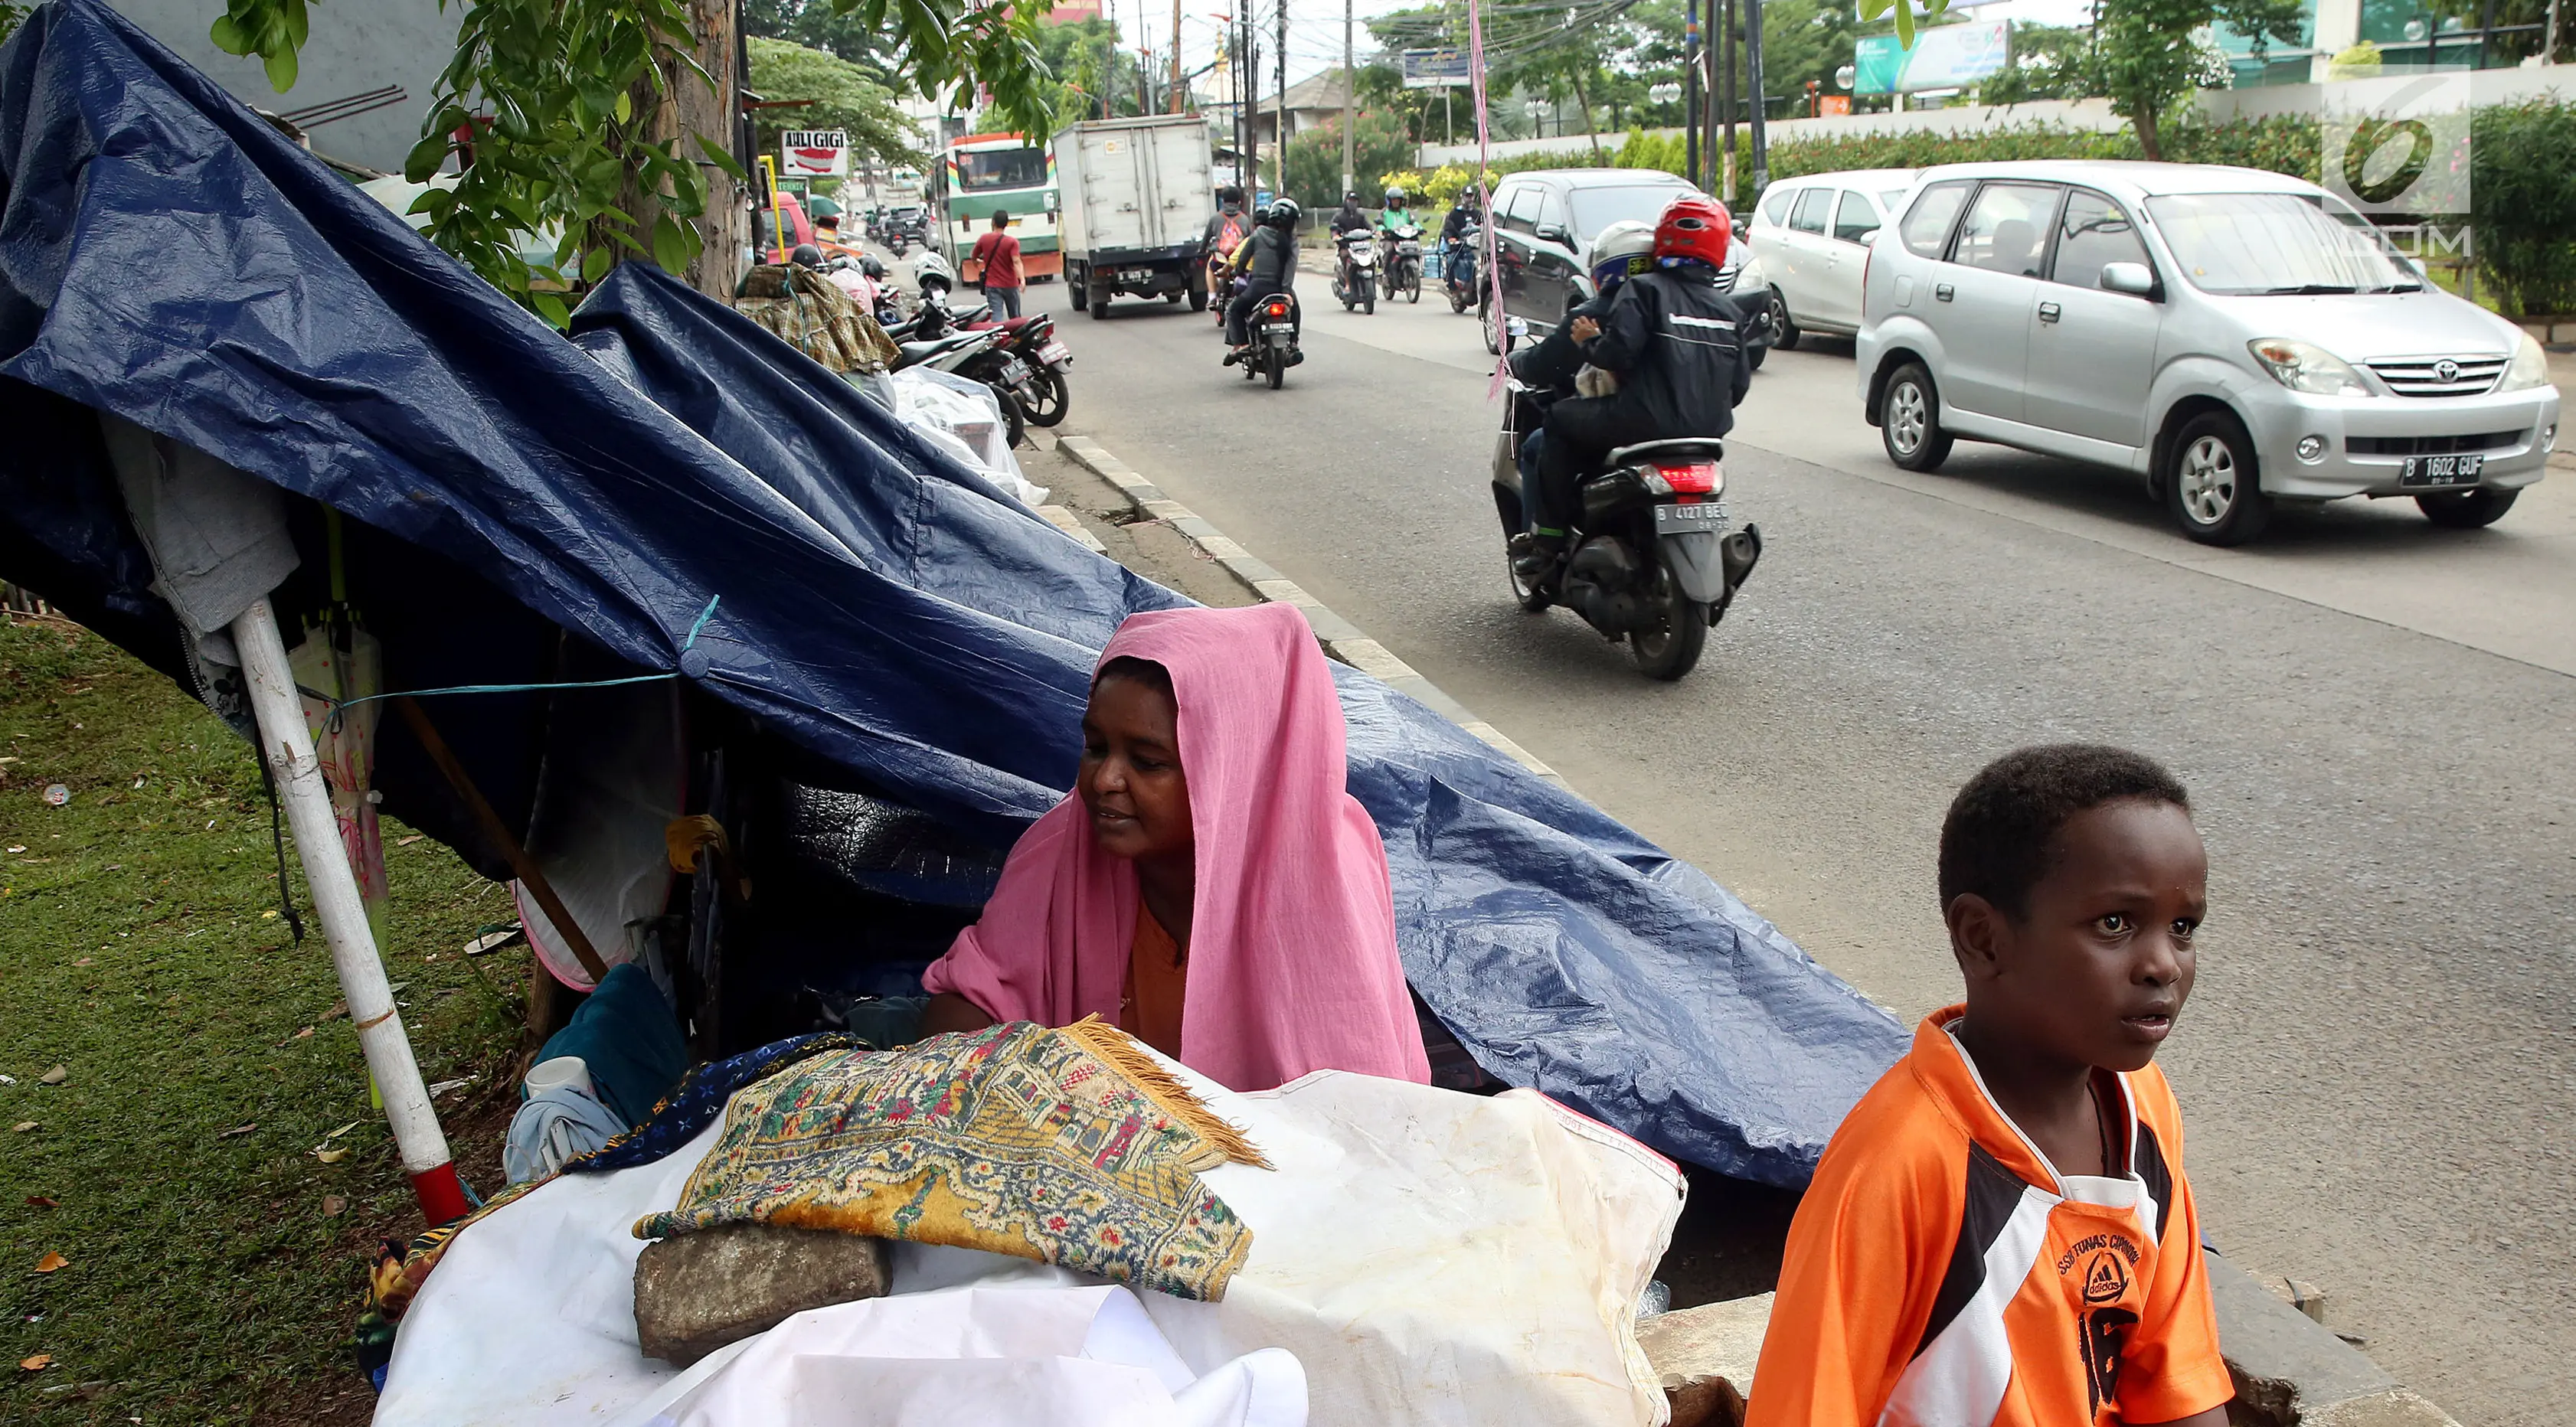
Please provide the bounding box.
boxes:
[1103,0,2096,90]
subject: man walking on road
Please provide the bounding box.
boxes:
[972,211,1024,322]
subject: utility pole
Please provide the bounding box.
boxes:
[1685,0,1700,190]
[1720,0,1737,203]
[1342,0,1356,198]
[1275,0,1287,200]
[1173,0,1187,113]
[1743,0,1768,198]
[1245,6,1260,198]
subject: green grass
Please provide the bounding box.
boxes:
[0,613,529,1425]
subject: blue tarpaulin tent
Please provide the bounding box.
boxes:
[0,0,1903,1186]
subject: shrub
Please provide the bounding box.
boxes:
[2472,100,2576,315]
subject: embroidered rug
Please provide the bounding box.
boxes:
[636,1018,1266,1301]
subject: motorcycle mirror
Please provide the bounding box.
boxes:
[1506,316,1532,338]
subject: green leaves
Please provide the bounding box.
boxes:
[207,0,312,90]
[1857,0,1949,49]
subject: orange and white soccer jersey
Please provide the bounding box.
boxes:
[1747,1006,2232,1427]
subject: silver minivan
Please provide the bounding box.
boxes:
[1747,168,1917,346]
[1855,161,2560,544]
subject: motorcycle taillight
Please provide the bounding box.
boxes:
[1265,301,1289,318]
[1656,462,1719,495]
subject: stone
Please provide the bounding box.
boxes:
[1635,1292,1773,1427]
[633,1224,893,1367]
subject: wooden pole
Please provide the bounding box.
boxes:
[1343,0,1357,197]
[234,599,466,1225]
[394,696,612,983]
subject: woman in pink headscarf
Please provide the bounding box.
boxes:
[917,602,1432,1092]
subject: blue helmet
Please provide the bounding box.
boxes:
[1586,220,1656,297]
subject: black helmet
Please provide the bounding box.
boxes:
[1343,189,1361,206]
[859,255,887,280]
[1267,197,1302,229]
[789,243,824,268]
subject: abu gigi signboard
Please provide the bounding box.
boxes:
[782,130,851,178]
[1853,21,2009,94]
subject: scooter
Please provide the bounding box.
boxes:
[954,307,1074,427]
[1489,367,1761,681]
[1443,224,1481,313]
[1382,224,1424,304]
[1331,230,1378,314]
[1231,290,1301,390]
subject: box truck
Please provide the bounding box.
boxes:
[1054,115,1216,319]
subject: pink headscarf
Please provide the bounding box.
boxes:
[923,602,1431,1092]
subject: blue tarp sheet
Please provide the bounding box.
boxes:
[0,0,1904,1186]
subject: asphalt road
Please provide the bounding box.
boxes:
[1019,273,2574,1425]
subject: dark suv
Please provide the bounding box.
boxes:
[1479,168,1766,364]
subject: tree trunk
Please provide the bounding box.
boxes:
[1571,68,1602,159]
[2134,95,2163,162]
[615,0,746,301]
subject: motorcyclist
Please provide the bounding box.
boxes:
[1441,189,1483,291]
[1223,197,1302,365]
[1511,194,1751,589]
[1509,220,1653,485]
[1332,189,1371,236]
[1203,186,1254,309]
[1377,186,1418,267]
[789,243,825,268]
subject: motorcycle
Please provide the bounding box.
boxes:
[1330,229,1378,314]
[1489,367,1762,681]
[1235,290,1301,390]
[954,306,1073,427]
[1207,253,1244,329]
[1382,224,1425,304]
[1443,224,1482,314]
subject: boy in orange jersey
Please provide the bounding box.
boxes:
[1748,745,2232,1427]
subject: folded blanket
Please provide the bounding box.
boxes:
[637,1019,1267,1301]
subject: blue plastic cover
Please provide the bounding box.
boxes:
[0,0,1904,1185]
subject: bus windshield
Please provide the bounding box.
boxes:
[956,147,1048,192]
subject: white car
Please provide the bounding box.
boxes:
[1856,160,2560,544]
[1747,168,1919,347]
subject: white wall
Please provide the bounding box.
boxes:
[109,0,463,176]
[1415,64,2576,171]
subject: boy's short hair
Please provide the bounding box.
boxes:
[1938,745,2190,919]
[991,210,1010,229]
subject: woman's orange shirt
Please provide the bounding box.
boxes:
[1122,909,1187,1059]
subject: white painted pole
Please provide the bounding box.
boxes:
[232,596,469,1223]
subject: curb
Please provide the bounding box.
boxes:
[1051,433,1564,788]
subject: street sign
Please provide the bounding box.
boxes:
[781,130,851,178]
[1852,21,2009,94]
[1401,48,1471,90]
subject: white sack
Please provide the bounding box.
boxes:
[376,1069,1684,1427]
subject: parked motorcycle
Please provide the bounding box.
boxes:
[1382,224,1424,304]
[1234,290,1301,390]
[954,307,1073,427]
[1443,224,1481,313]
[1331,230,1378,314]
[1489,372,1762,681]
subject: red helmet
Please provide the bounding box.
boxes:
[1652,194,1733,269]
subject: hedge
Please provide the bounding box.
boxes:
[1420,106,2574,315]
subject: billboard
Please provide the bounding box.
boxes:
[1401,48,1471,89]
[782,130,851,178]
[1853,21,2010,94]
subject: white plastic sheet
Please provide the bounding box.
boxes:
[878,367,1048,508]
[375,1069,1685,1427]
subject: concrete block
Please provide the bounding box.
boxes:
[1328,637,1419,683]
[633,1224,893,1367]
[2206,1252,2396,1427]
[1250,578,1314,606]
[1141,499,1192,523]
[2304,1389,2465,1427]
[1636,1292,1772,1427]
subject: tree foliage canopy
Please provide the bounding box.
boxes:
[210,0,1057,321]
[747,35,921,166]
